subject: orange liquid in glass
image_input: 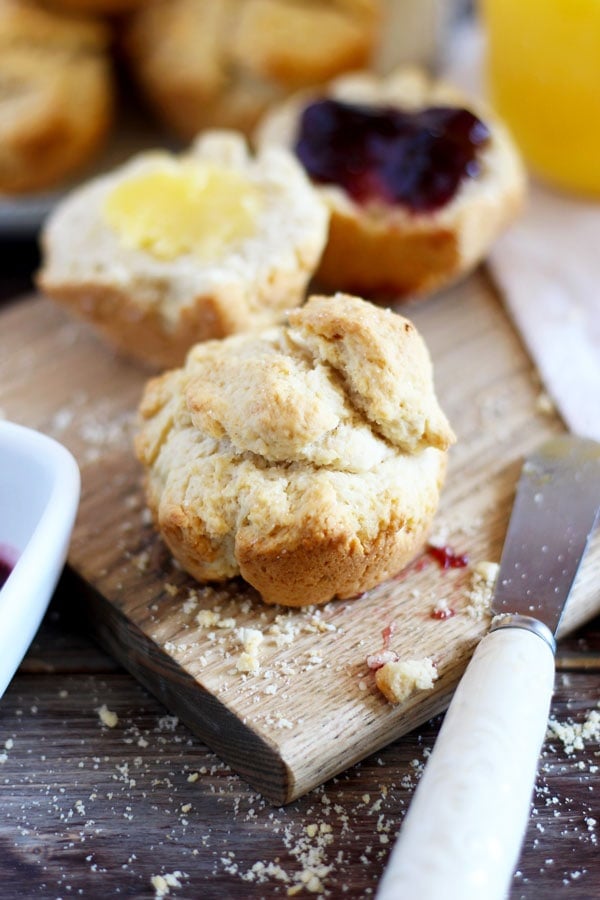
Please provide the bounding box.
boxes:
[480,0,600,197]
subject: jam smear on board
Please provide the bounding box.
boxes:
[296,99,490,212]
[381,621,396,650]
[430,604,456,620]
[428,544,469,570]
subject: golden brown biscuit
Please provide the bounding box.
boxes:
[0,0,113,194]
[122,0,381,139]
[135,293,454,607]
[38,131,329,369]
[256,67,526,299]
[40,0,149,14]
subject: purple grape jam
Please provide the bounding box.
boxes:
[295,99,491,213]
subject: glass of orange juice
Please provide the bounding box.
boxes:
[479,0,600,197]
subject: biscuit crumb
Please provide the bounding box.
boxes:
[464,561,499,620]
[236,652,259,674]
[236,627,264,674]
[375,658,438,704]
[547,707,600,754]
[535,391,556,416]
[196,610,220,627]
[151,871,184,897]
[96,704,118,728]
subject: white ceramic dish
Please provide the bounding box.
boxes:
[0,420,80,698]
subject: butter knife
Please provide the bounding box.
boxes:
[377,434,600,900]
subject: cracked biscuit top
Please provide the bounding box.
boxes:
[136,293,454,606]
[184,293,453,464]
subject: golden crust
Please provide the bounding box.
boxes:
[41,0,150,14]
[0,0,111,49]
[229,0,377,86]
[288,293,455,452]
[256,67,527,299]
[235,493,439,607]
[35,279,241,371]
[122,0,381,139]
[135,293,453,607]
[38,131,329,369]
[315,205,460,299]
[0,1,113,194]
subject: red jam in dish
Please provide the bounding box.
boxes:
[0,544,18,589]
[0,556,13,589]
[295,99,490,212]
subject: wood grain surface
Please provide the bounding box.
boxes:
[2,583,600,900]
[1,276,599,805]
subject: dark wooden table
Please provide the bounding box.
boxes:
[1,244,599,899]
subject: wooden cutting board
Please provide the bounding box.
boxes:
[1,277,599,805]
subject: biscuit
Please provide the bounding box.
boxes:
[122,0,381,139]
[42,0,150,13]
[135,293,454,607]
[0,0,113,194]
[256,67,526,298]
[38,130,329,369]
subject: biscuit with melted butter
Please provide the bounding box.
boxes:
[38,130,329,369]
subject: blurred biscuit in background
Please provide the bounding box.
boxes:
[40,0,150,13]
[122,0,381,139]
[0,0,113,194]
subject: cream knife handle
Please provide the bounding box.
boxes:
[376,625,555,900]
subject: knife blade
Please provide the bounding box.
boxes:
[492,435,600,644]
[376,435,600,900]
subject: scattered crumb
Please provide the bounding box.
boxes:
[182,593,198,615]
[464,560,499,620]
[151,871,184,897]
[96,704,119,728]
[375,658,438,705]
[236,627,264,674]
[427,524,449,548]
[135,551,150,572]
[535,391,556,416]
[547,707,600,754]
[196,610,220,628]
